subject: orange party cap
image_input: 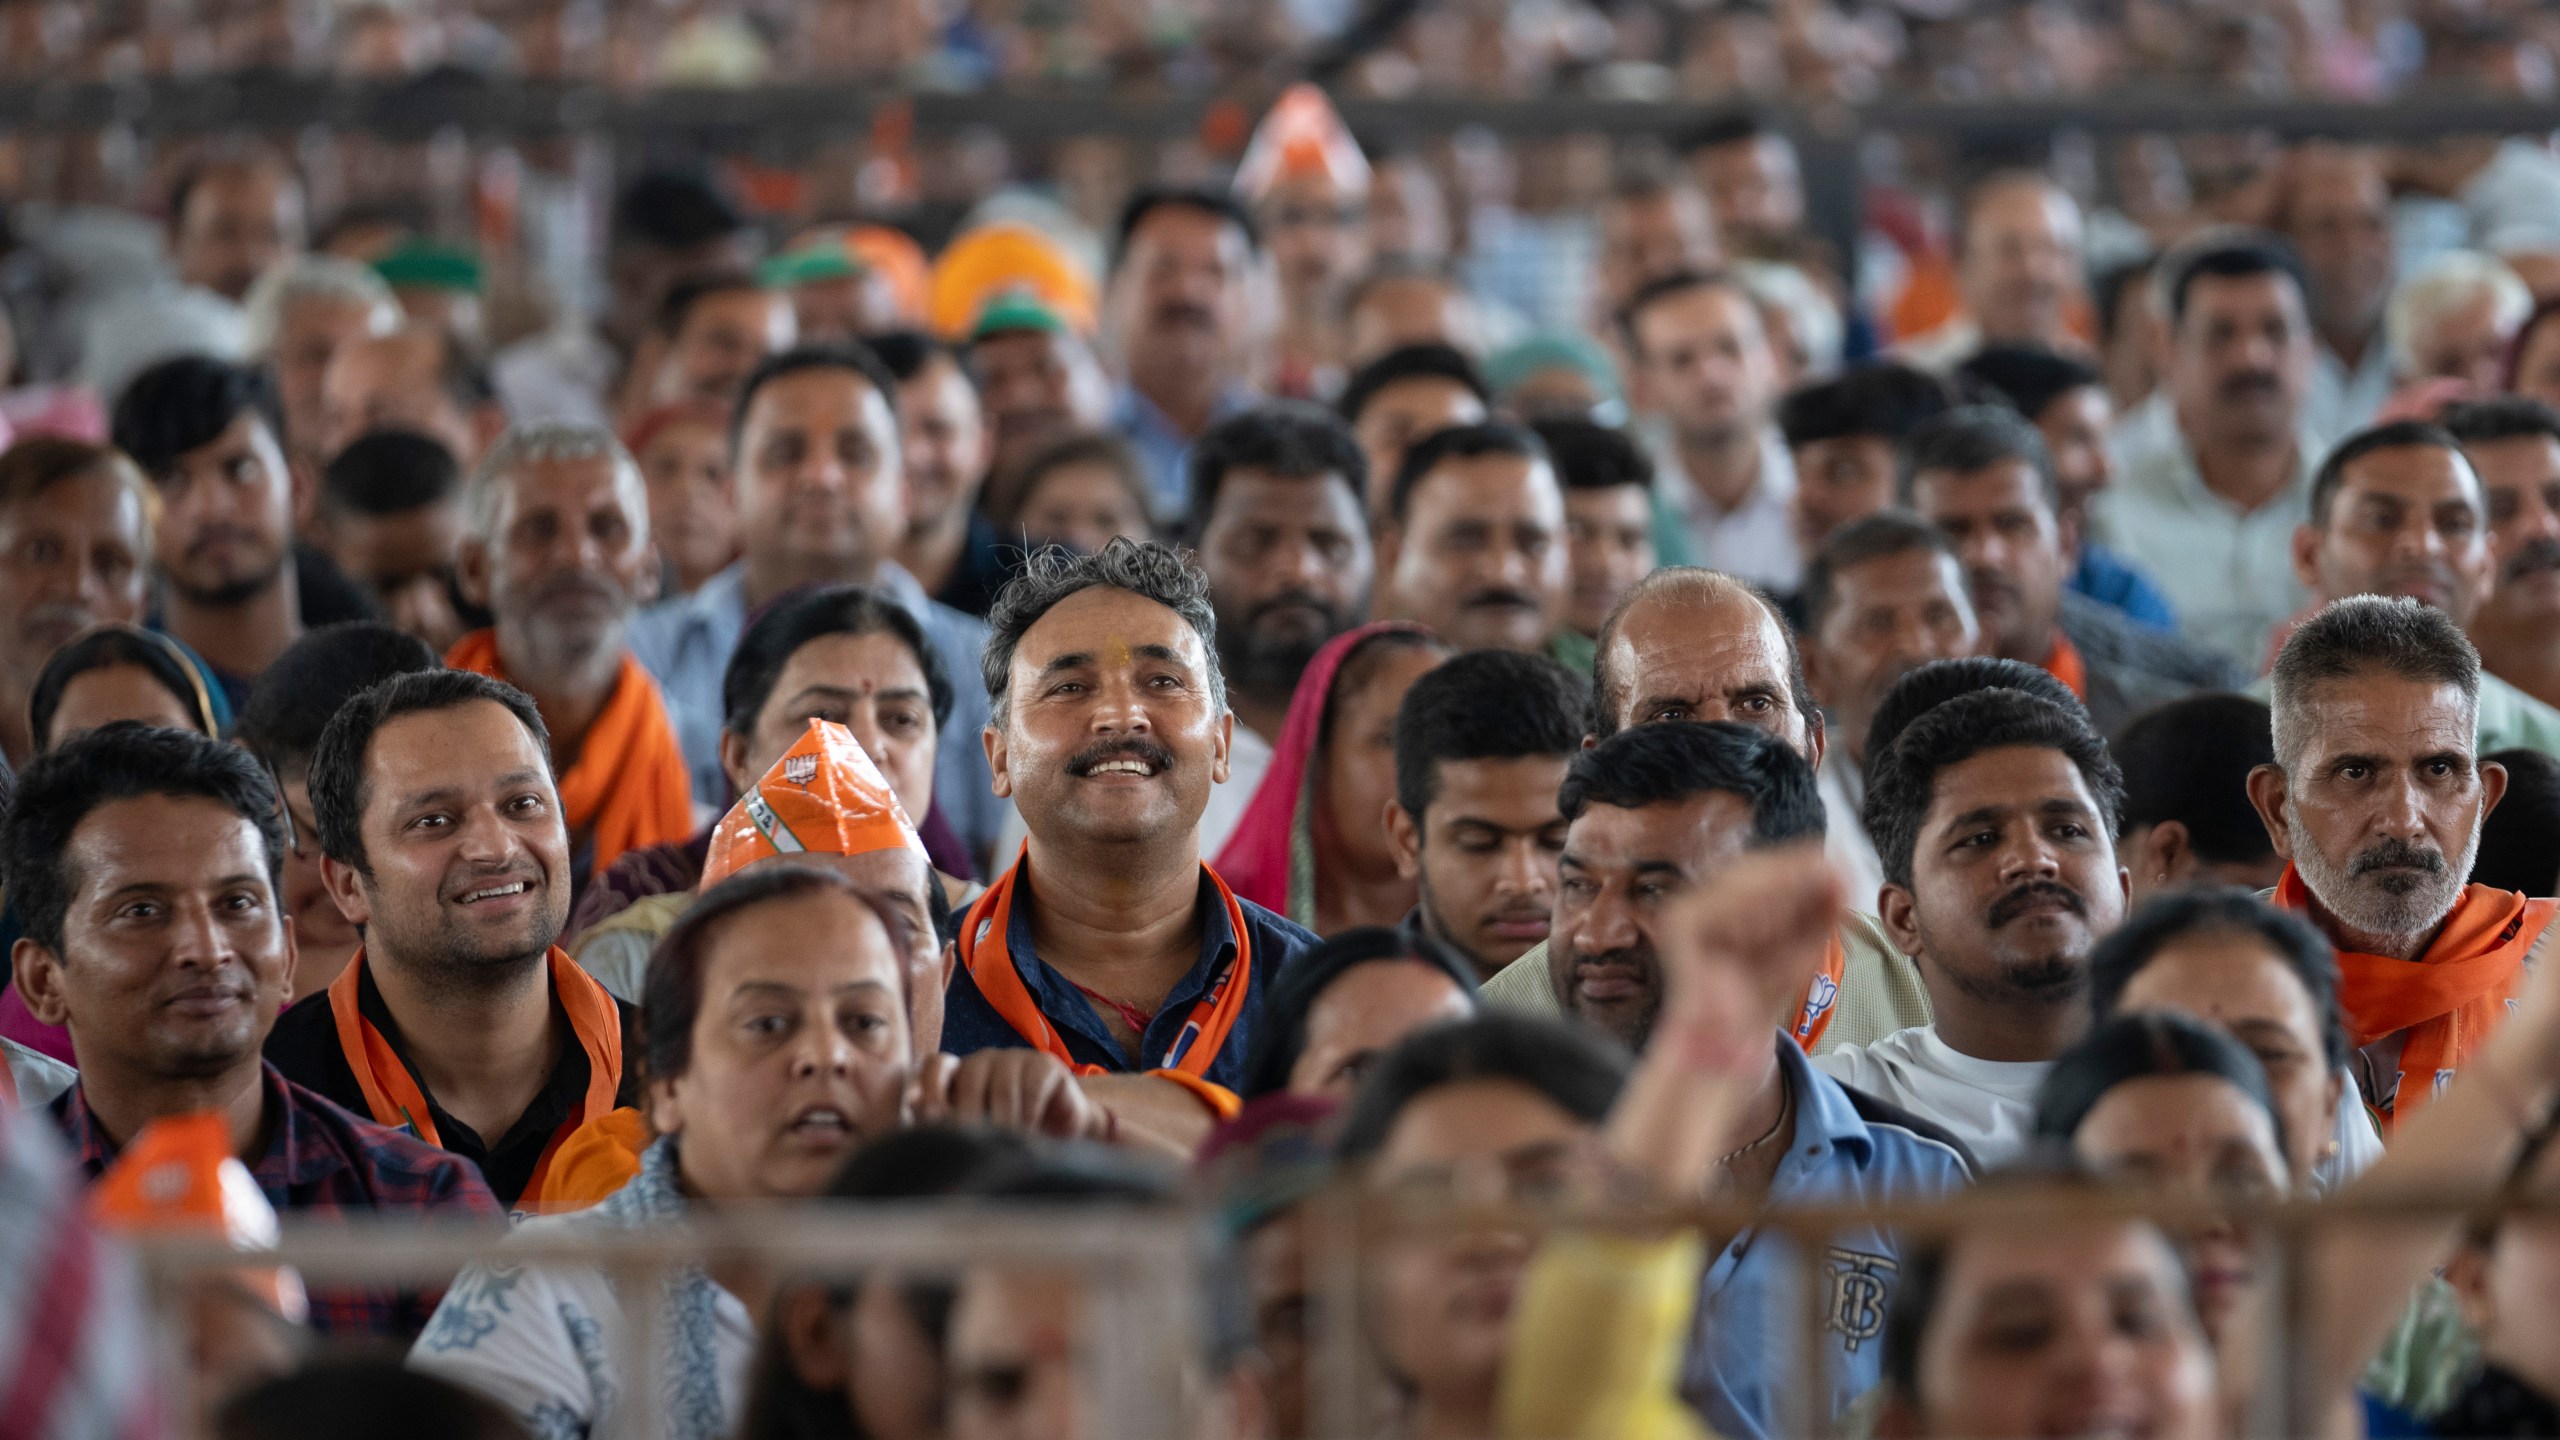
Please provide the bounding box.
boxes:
[703,719,922,888]
[91,1112,309,1324]
[1233,84,1370,200]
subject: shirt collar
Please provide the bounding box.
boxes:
[998,863,1240,1065]
[1774,1033,1874,1172]
[58,1062,346,1190]
[2148,406,2319,513]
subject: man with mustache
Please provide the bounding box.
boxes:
[2246,596,2559,1136]
[12,722,498,1337]
[1105,187,1264,516]
[945,541,1318,1130]
[1188,404,1374,855]
[2096,234,2322,668]
[1378,421,1569,656]
[2277,143,2398,442]
[1816,687,2128,1166]
[1904,406,2241,738]
[2447,398,2560,712]
[1622,270,1797,591]
[269,668,640,1215]
[1800,512,1982,909]
[0,439,154,769]
[444,423,692,897]
[1385,649,1587,981]
[1897,172,2086,373]
[2273,421,2560,757]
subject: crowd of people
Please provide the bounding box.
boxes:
[7,71,2560,1440]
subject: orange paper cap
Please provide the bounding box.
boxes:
[91,1113,309,1324]
[1234,84,1371,200]
[703,720,922,889]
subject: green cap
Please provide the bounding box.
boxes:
[371,241,483,295]
[967,292,1068,342]
[759,246,866,289]
[1485,332,1622,406]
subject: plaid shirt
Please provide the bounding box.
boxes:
[52,1061,503,1339]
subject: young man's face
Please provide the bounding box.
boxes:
[1391,754,1570,977]
[152,411,296,608]
[1562,484,1655,639]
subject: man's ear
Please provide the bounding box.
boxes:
[2244,763,2295,861]
[778,1286,849,1392]
[2142,819,2195,887]
[1385,801,1422,881]
[1804,705,1827,774]
[1211,708,1233,787]
[12,936,70,1028]
[455,533,493,611]
[2479,756,2510,822]
[2288,522,2325,594]
[1876,882,1924,959]
[647,1074,686,1138]
[319,855,374,930]
[983,724,1012,800]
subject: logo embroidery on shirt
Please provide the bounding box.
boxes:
[1795,973,1840,1039]
[1826,1248,1900,1352]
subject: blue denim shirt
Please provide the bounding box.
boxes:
[1681,1037,1975,1440]
[940,864,1318,1092]
[623,561,1009,867]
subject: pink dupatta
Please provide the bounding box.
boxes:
[1215,622,1430,916]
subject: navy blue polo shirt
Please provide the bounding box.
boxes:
[940,866,1317,1092]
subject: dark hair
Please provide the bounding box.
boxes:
[1777,364,1956,449]
[2088,888,2346,1071]
[645,864,918,1083]
[1113,184,1258,270]
[2308,420,2467,529]
[1590,569,1816,744]
[2031,1010,2290,1164]
[1337,343,1489,428]
[1895,403,2059,511]
[1528,417,1653,493]
[1865,688,2123,888]
[2095,257,2157,347]
[1393,649,1590,821]
[1186,402,1368,538]
[721,584,954,739]
[1238,927,1480,1100]
[613,169,746,251]
[321,429,460,517]
[730,344,904,458]
[1956,344,2104,425]
[1388,420,1550,524]
[2475,748,2560,897]
[1681,108,1780,154]
[4,722,288,957]
[1864,656,2087,777]
[27,625,221,753]
[166,151,297,241]
[110,354,281,479]
[862,328,956,386]
[235,623,441,777]
[2114,694,2276,866]
[654,270,769,339]
[1336,1013,1629,1159]
[982,539,1224,725]
[216,1358,529,1440]
[1800,511,1962,633]
[1558,720,1824,847]
[2443,393,2560,451]
[987,430,1154,536]
[1615,269,1740,357]
[2164,233,2311,329]
[307,668,550,876]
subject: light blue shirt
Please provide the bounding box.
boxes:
[1109,383,1257,523]
[624,561,1009,867]
[1681,1036,1974,1440]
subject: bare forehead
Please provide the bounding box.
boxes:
[747,367,893,429]
[1924,744,2098,817]
[1613,585,1786,676]
[2290,675,2475,753]
[369,699,548,779]
[70,792,265,875]
[2336,443,2481,507]
[1014,586,1202,664]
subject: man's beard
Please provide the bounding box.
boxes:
[168,543,287,608]
[366,881,566,999]
[2288,813,2475,947]
[1216,591,1356,704]
[502,570,638,676]
[1928,878,2094,1006]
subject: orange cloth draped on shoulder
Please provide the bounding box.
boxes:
[446,630,693,878]
[538,1108,653,1212]
[2040,631,2089,702]
[2273,867,2558,1135]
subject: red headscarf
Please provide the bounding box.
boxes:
[1215,622,1432,916]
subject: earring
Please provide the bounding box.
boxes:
[2322,1139,2339,1160]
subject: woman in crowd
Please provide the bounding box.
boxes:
[2502,296,2560,411]
[1237,926,1477,1102]
[984,430,1156,559]
[412,866,926,1440]
[1216,622,1451,933]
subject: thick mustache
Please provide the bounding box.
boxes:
[1247,591,1338,627]
[1066,737,1176,777]
[2508,538,2560,581]
[2219,371,2281,399]
[1569,945,1656,979]
[1461,587,1539,612]
[1985,879,2088,928]
[2350,838,2444,877]
[1150,302,1215,330]
[184,526,265,557]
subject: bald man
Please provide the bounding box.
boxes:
[1900,173,2086,373]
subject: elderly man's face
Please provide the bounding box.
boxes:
[2408,288,2520,392]
[1600,582,1821,766]
[462,452,655,675]
[2254,673,2501,950]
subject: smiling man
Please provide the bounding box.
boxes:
[2248,596,2559,1137]
[947,540,1319,1114]
[2447,398,2560,712]
[10,723,498,1335]
[267,668,640,1214]
[1817,687,2128,1166]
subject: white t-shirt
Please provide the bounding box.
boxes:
[1814,1026,2051,1169]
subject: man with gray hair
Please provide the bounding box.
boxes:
[2384,250,2533,392]
[2245,594,2560,1137]
[447,421,693,895]
[941,539,1319,1128]
[240,254,400,475]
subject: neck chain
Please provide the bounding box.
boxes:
[1717,1080,1794,1170]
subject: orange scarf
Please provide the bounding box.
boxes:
[1789,933,1850,1054]
[446,630,694,877]
[2041,631,2089,702]
[2273,867,2556,1134]
[328,947,625,1210]
[957,850,1246,1120]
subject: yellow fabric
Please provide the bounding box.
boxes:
[1499,1230,1718,1440]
